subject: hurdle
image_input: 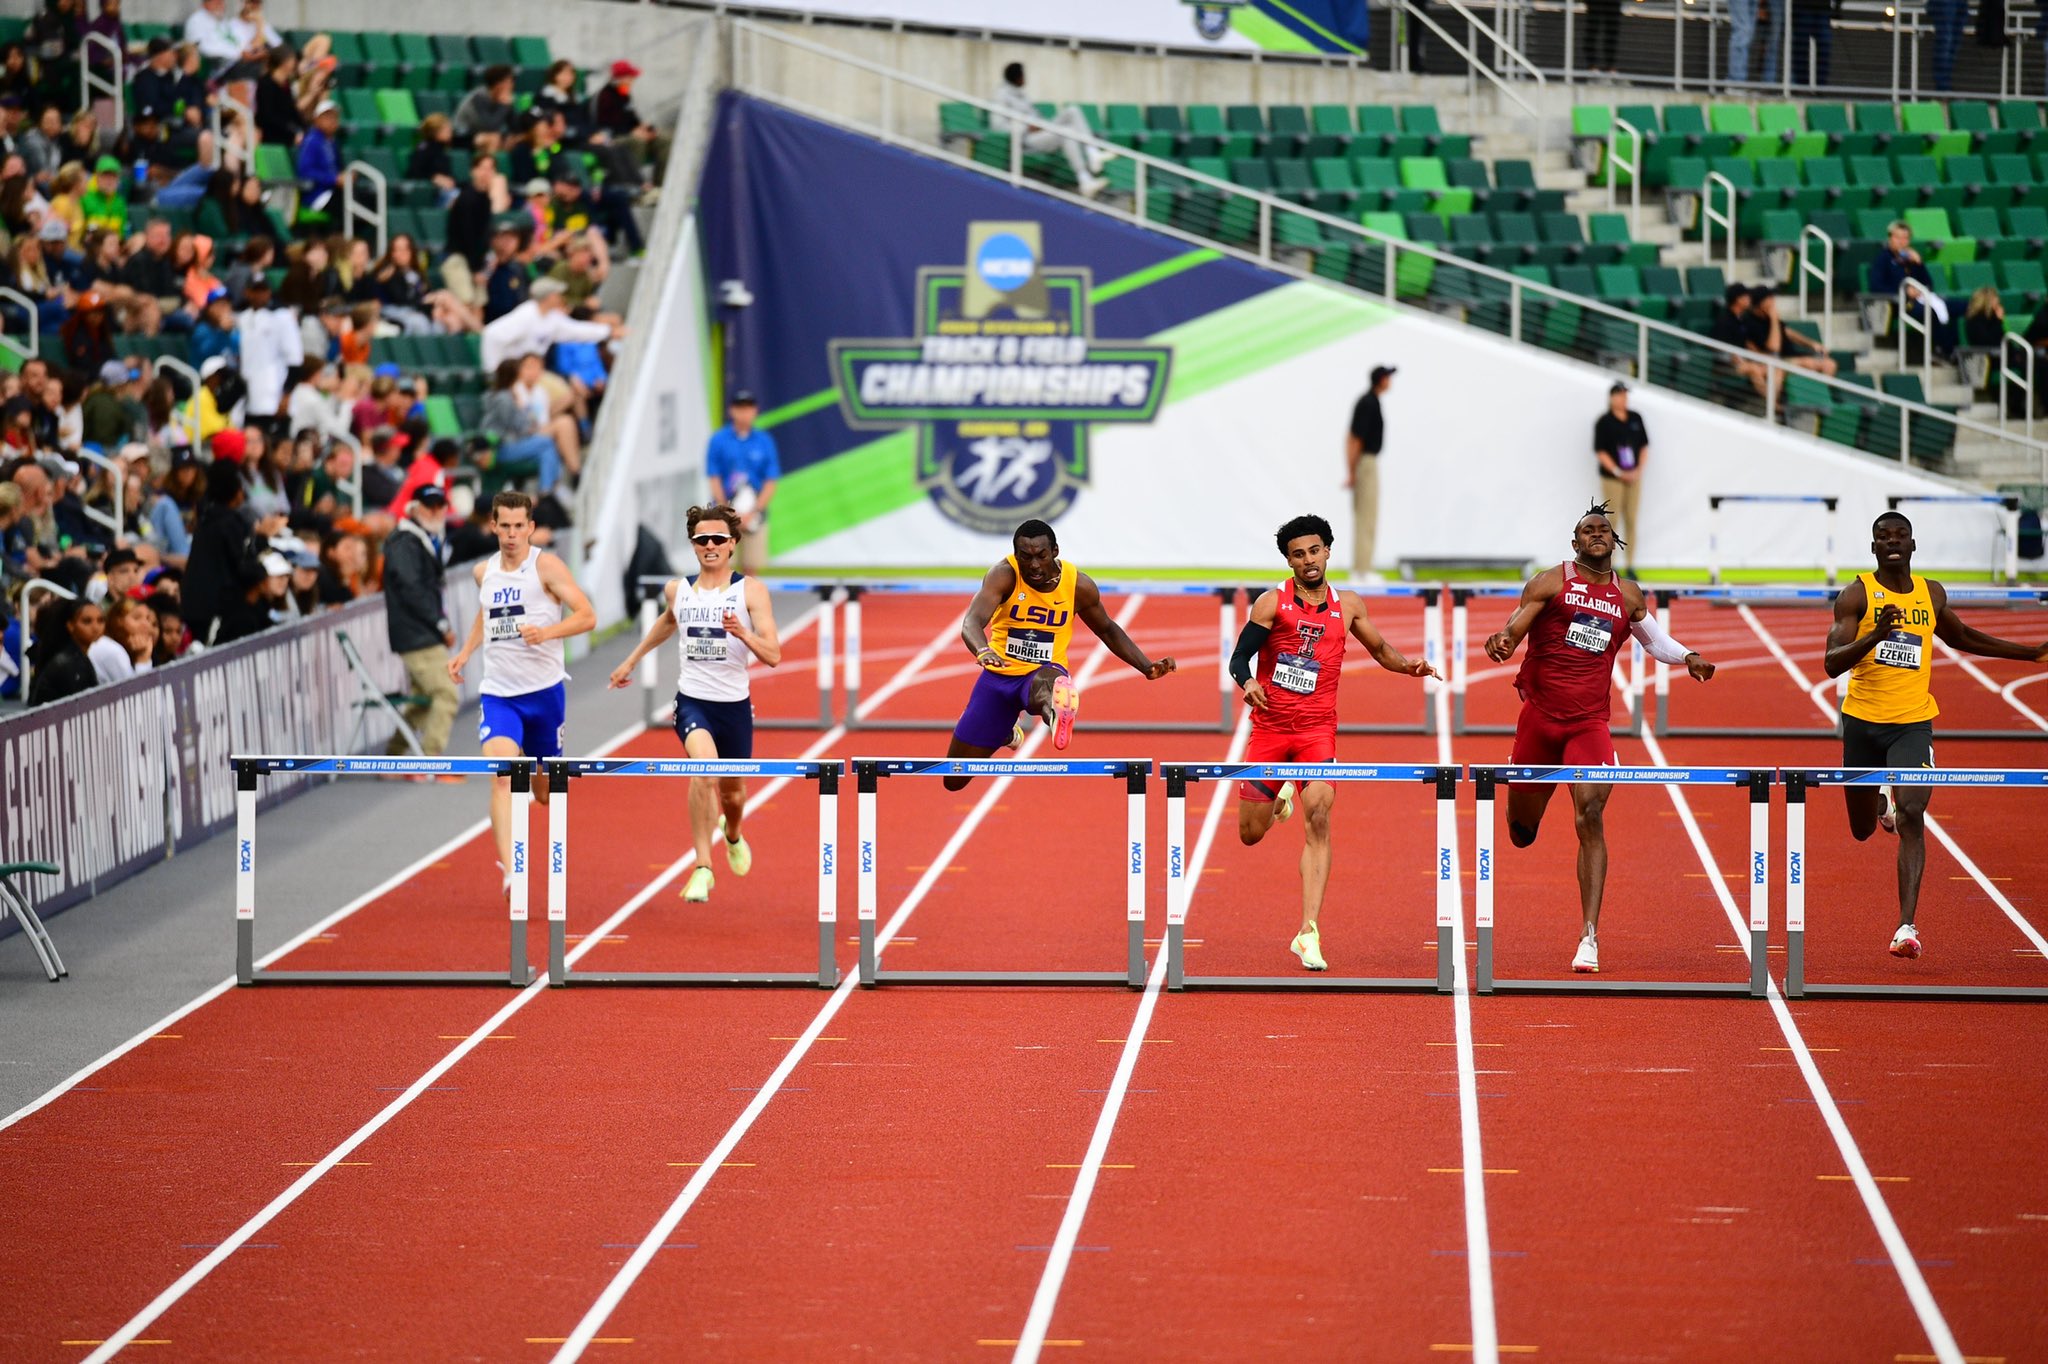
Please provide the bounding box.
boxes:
[1448,583,1645,738]
[1335,584,1443,736]
[543,757,841,986]
[1887,493,2023,584]
[1469,765,1770,997]
[232,755,535,986]
[635,576,842,729]
[853,757,1150,986]
[1651,584,2048,740]
[840,581,1240,734]
[1160,762,1460,992]
[1783,767,2048,1001]
[1706,494,1839,585]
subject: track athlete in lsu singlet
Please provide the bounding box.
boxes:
[450,491,597,897]
[610,504,782,904]
[1227,514,1438,971]
[1484,501,1716,974]
[1823,510,2048,959]
[945,519,1178,793]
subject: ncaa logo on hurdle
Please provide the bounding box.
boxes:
[550,840,564,876]
[861,840,874,874]
[1788,849,1804,886]
[1438,846,1452,882]
[1129,840,1143,876]
[1752,849,1767,885]
[821,840,836,876]
[1478,846,1491,883]
[238,838,252,873]
[511,841,526,875]
[1168,842,1184,879]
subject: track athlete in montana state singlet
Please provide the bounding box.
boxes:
[450,491,597,898]
[1484,501,1716,974]
[1227,513,1437,972]
[945,518,1178,792]
[610,504,782,904]
[1824,510,2048,960]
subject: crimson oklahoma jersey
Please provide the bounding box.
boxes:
[1256,579,1348,731]
[1514,561,1630,722]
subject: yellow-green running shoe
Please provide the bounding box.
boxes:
[720,816,752,877]
[680,866,714,902]
[1289,923,1326,971]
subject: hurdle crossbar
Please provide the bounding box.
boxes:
[544,757,841,986]
[1653,585,2048,741]
[1470,765,1769,997]
[1162,762,1460,992]
[854,757,1150,986]
[1887,493,2023,584]
[636,576,842,729]
[1449,584,1645,738]
[1707,494,1839,586]
[233,755,535,986]
[1335,585,1442,736]
[1783,767,2048,1001]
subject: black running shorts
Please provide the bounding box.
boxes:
[1840,712,1934,770]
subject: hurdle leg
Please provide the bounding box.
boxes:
[548,763,569,985]
[842,588,863,728]
[815,586,837,728]
[818,766,840,987]
[1474,768,1495,994]
[1434,766,1457,993]
[638,596,660,727]
[857,761,878,985]
[1422,588,1443,736]
[1450,590,1469,736]
[1165,768,1188,990]
[508,761,534,986]
[1126,764,1147,988]
[1216,588,1235,733]
[1785,772,1807,998]
[1748,770,1770,998]
[235,761,257,986]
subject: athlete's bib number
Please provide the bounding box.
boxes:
[486,607,524,643]
[1564,612,1615,654]
[1006,630,1055,665]
[1874,631,1924,669]
[684,626,728,662]
[1272,653,1320,695]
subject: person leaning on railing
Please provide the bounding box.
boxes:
[1869,221,1956,362]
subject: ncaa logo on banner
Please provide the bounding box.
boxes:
[1182,0,1248,41]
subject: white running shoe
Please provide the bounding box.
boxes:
[1086,144,1110,174]
[1078,171,1107,199]
[1572,935,1600,973]
[1889,923,1922,959]
[1274,781,1297,824]
[1879,786,1898,834]
[680,866,714,902]
[1290,924,1327,971]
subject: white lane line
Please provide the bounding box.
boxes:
[549,598,1146,1364]
[76,606,944,1364]
[1933,637,2048,731]
[1011,709,1251,1364]
[1631,605,1959,1364]
[0,600,833,1136]
[1738,603,2048,956]
[1439,683,1499,1364]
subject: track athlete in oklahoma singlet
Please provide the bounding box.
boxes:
[1484,501,1716,974]
[944,518,1178,792]
[1227,513,1437,972]
[1824,510,2048,960]
[449,491,596,898]
[610,504,783,904]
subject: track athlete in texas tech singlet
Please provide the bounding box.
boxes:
[944,518,1178,792]
[1484,501,1716,974]
[1227,513,1438,972]
[1824,510,2048,960]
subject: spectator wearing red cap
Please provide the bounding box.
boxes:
[594,59,666,192]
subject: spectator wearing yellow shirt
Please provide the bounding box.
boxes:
[79,156,128,236]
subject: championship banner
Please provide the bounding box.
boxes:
[710,0,1367,51]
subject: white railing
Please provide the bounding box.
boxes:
[727,17,2048,485]
[0,284,40,365]
[1897,283,1935,388]
[1798,225,1835,351]
[73,446,125,544]
[210,90,254,171]
[343,161,388,258]
[17,578,78,707]
[79,32,123,131]
[156,355,203,445]
[1399,0,1547,159]
[1606,115,1643,235]
[1701,169,1737,277]
[2002,332,2035,442]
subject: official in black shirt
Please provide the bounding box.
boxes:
[1593,382,1648,575]
[1345,364,1394,582]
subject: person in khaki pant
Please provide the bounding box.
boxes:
[381,484,461,764]
[1344,365,1394,582]
[1594,382,1649,577]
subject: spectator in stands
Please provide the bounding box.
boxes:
[194,356,243,442]
[993,62,1106,199]
[241,428,291,522]
[18,103,62,185]
[318,526,368,602]
[214,545,289,642]
[482,217,531,323]
[95,542,146,603]
[0,47,26,111]
[547,233,607,311]
[296,99,342,217]
[237,274,302,437]
[255,45,307,148]
[593,60,665,194]
[1929,0,1966,89]
[483,355,574,494]
[1582,0,1624,72]
[27,595,100,706]
[1745,286,1838,389]
[705,389,780,571]
[481,275,619,372]
[455,65,517,154]
[407,112,459,206]
[181,234,225,314]
[123,217,181,316]
[1790,0,1835,85]
[1593,383,1647,574]
[365,233,436,334]
[358,429,406,507]
[183,456,270,643]
[25,1,82,108]
[80,155,126,236]
[534,60,591,145]
[132,36,178,121]
[226,2,281,70]
[138,454,195,569]
[381,481,458,757]
[88,592,149,683]
[147,588,185,660]
[81,360,136,449]
[190,291,238,370]
[287,357,353,443]
[185,0,262,82]
[218,236,271,304]
[1870,220,1955,359]
[508,108,567,189]
[8,233,62,330]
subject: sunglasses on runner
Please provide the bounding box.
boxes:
[690,533,732,546]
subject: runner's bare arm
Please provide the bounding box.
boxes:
[1076,573,1175,679]
[962,560,1017,668]
[730,575,782,667]
[1484,568,1563,662]
[1344,592,1435,677]
[608,579,680,688]
[1929,580,2048,662]
[1822,579,1891,677]
[532,552,596,644]
[448,560,489,681]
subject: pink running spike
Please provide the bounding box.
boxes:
[1050,676,1080,751]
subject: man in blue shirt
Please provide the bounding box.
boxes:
[705,390,781,571]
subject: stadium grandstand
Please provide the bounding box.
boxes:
[3,3,2046,1362]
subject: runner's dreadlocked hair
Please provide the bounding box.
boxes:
[1577,498,1628,548]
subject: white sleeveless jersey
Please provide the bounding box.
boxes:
[479,550,567,697]
[673,572,752,703]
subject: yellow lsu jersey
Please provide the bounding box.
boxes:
[984,557,1078,676]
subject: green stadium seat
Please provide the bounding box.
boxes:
[339,88,382,126]
[1999,100,2044,130]
[1357,105,1399,146]
[1707,157,1756,190]
[1945,154,1987,186]
[1540,212,1585,245]
[1951,260,1998,294]
[1928,130,1972,159]
[1899,102,1947,135]
[394,32,436,73]
[1820,406,1864,447]
[1147,105,1185,133]
[1586,212,1631,245]
[2001,259,2046,293]
[1757,103,1803,137]
[1757,208,1803,243]
[1553,265,1598,297]
[1187,104,1226,137]
[1686,264,1727,296]
[1855,206,1898,238]
[1805,104,1851,136]
[253,143,296,183]
[511,35,553,69]
[1989,152,2033,184]
[1224,104,1264,134]
[1904,206,1955,241]
[1855,102,1900,135]
[1956,206,2004,241]
[1399,157,1448,190]
[1849,154,1894,188]
[1758,159,1801,190]
[940,103,986,139]
[1572,105,1611,139]
[431,34,474,74]
[1803,157,1847,189]
[470,35,516,69]
[1709,105,1754,137]
[1270,105,1311,138]
[1641,265,1685,298]
[1272,158,1314,198]
[1401,105,1442,136]
[1229,158,1273,191]
[375,88,421,128]
[2005,204,2048,237]
[1104,104,1143,134]
[1784,132,1829,160]
[1311,104,1353,135]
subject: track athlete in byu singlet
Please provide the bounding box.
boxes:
[1484,501,1716,974]
[450,491,597,897]
[610,504,783,903]
[1824,510,2048,959]
[1227,514,1438,971]
[944,518,1177,792]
